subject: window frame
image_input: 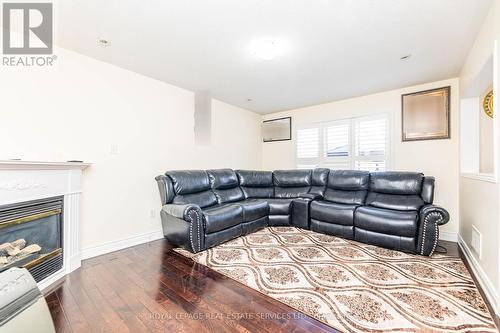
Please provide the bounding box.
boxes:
[295,114,391,171]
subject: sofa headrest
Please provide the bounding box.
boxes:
[273,170,311,187]
[236,170,273,187]
[369,171,424,195]
[166,170,210,195]
[207,169,238,190]
[328,170,369,190]
[312,168,329,186]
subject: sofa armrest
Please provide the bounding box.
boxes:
[417,205,450,256]
[160,204,204,253]
[299,193,323,200]
[162,204,202,221]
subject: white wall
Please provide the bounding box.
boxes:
[262,78,460,238]
[459,0,500,313]
[0,47,262,251]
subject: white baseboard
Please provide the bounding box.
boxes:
[439,231,458,242]
[458,234,499,315]
[81,229,164,260]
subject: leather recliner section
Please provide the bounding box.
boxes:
[353,172,426,252]
[207,169,269,238]
[273,169,311,198]
[309,170,369,239]
[167,170,218,208]
[236,170,274,198]
[207,169,244,204]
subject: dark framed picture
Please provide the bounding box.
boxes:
[262,117,292,142]
[401,86,450,141]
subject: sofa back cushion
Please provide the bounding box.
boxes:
[167,170,217,208]
[273,170,311,198]
[366,172,425,211]
[309,168,330,196]
[324,170,369,205]
[236,170,274,198]
[207,169,244,204]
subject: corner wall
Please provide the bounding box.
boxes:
[458,0,500,313]
[0,47,262,252]
[262,78,460,240]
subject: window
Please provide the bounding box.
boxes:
[296,115,389,171]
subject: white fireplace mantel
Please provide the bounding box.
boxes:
[0,160,91,170]
[0,160,91,290]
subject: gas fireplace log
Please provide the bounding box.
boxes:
[0,243,17,256]
[0,239,28,257]
[12,239,26,250]
[19,244,41,255]
[0,240,41,267]
[0,243,12,256]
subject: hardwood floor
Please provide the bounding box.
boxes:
[45,239,337,333]
[44,238,487,333]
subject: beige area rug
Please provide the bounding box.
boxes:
[175,227,497,332]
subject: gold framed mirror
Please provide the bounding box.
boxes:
[402,86,450,141]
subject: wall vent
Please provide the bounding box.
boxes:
[471,225,482,259]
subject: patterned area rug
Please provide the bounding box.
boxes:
[175,227,497,332]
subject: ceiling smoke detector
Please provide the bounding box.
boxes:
[97,38,111,47]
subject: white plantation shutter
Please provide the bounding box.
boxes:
[296,127,320,169]
[324,122,350,170]
[296,114,389,171]
[354,116,388,171]
[297,128,319,158]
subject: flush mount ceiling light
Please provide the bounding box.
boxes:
[250,38,286,60]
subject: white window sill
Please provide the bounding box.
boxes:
[460,173,497,183]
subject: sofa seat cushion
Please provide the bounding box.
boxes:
[354,206,418,237]
[202,204,243,233]
[264,199,293,215]
[237,199,269,222]
[310,200,357,226]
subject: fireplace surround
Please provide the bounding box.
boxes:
[0,160,90,290]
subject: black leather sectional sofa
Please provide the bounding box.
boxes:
[155,169,449,256]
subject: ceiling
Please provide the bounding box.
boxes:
[55,0,492,114]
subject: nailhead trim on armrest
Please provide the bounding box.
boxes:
[186,208,201,252]
[420,211,443,256]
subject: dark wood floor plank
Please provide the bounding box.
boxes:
[54,284,93,333]
[95,252,193,332]
[120,245,238,333]
[77,266,132,333]
[46,292,73,333]
[136,241,333,333]
[104,251,206,333]
[65,271,115,333]
[88,260,155,333]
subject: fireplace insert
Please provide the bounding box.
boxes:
[0,196,63,282]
